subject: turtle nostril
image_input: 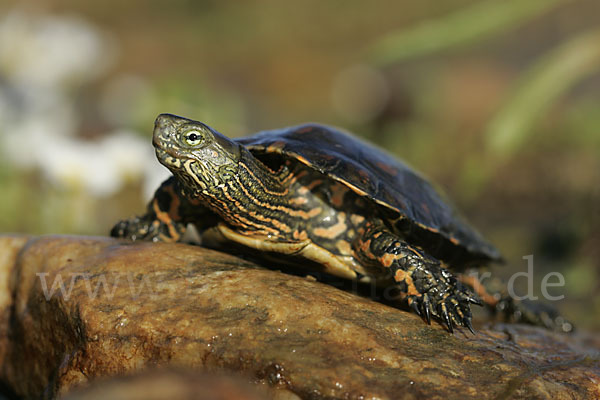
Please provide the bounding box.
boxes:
[152,128,167,149]
[153,115,176,147]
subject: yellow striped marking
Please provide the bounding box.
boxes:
[152,199,180,242]
[240,162,289,196]
[231,178,322,220]
[219,185,283,235]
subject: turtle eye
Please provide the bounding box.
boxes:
[182,130,204,147]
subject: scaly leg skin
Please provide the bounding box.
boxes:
[354,223,481,333]
[459,274,574,333]
[111,176,213,242]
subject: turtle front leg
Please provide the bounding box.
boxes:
[353,223,481,333]
[111,176,214,242]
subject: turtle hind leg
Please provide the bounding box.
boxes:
[458,273,575,333]
[353,223,481,333]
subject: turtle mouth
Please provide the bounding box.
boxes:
[155,147,184,169]
[155,147,211,192]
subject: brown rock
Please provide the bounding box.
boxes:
[0,235,599,400]
[0,235,31,373]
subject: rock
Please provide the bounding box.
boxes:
[0,235,599,400]
[0,235,30,373]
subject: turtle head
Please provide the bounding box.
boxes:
[153,113,242,194]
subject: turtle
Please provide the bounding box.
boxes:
[111,113,572,333]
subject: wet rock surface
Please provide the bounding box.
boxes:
[0,235,599,400]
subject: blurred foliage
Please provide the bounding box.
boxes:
[484,28,600,160]
[369,0,567,64]
[0,0,598,330]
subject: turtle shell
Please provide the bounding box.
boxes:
[237,124,502,266]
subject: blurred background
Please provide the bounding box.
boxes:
[0,0,598,330]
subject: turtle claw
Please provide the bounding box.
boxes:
[403,262,480,334]
[407,292,475,334]
[408,294,433,325]
[465,317,475,334]
[409,299,422,317]
[467,296,483,306]
[439,304,454,333]
[424,308,432,325]
[423,295,432,325]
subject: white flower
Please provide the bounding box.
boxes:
[0,9,116,89]
[0,8,166,198]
